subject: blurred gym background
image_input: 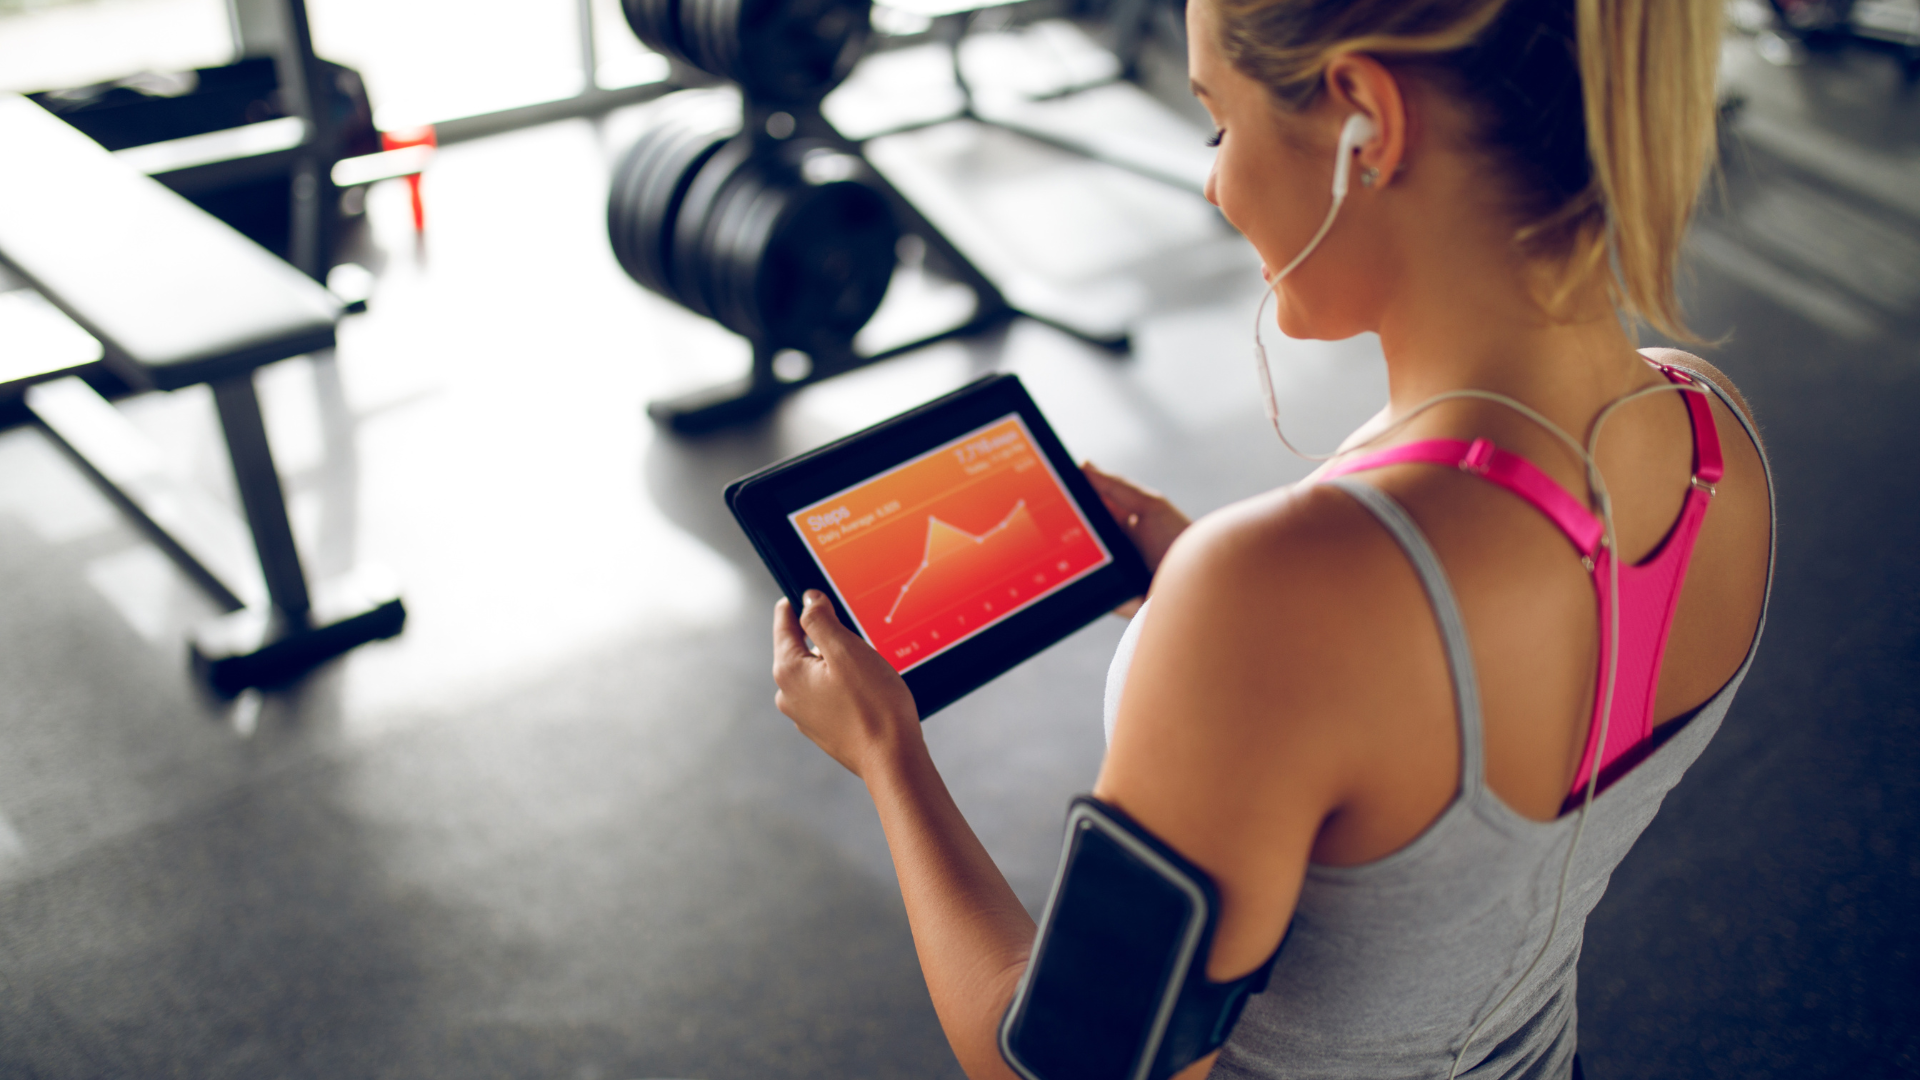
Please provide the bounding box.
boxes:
[0,0,1915,1075]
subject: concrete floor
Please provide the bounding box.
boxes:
[1,28,1916,1080]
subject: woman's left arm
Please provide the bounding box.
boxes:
[773,592,1031,1080]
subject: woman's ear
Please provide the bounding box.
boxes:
[1323,54,1410,188]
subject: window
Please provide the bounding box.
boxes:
[0,0,234,94]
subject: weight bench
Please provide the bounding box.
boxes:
[0,93,404,695]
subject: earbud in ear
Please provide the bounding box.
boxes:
[1258,113,1379,290]
[1330,114,1378,199]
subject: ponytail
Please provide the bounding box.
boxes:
[1575,0,1722,342]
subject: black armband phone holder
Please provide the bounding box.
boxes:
[999,796,1286,1080]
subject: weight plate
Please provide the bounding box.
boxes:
[675,0,718,83]
[633,99,740,307]
[694,142,896,344]
[611,126,697,298]
[705,162,788,339]
[671,0,869,100]
[734,0,870,101]
[608,104,692,277]
[609,93,731,300]
[622,0,692,67]
[622,116,895,346]
[671,136,756,321]
[754,172,895,342]
[608,90,741,306]
[693,0,744,89]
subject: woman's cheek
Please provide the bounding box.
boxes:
[1212,169,1268,262]
[1219,158,1297,280]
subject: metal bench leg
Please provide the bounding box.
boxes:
[210,373,311,623]
[190,369,404,695]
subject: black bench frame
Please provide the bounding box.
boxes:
[2,7,405,695]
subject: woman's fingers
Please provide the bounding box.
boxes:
[1081,461,1138,507]
[1083,461,1169,517]
[1082,464,1146,531]
[1086,459,1186,532]
[772,597,818,674]
[796,591,858,660]
[1082,460,1159,497]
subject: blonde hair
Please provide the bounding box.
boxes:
[1210,0,1723,341]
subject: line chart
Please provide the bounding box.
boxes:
[788,413,1111,673]
[884,500,1038,624]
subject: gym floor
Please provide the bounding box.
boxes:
[1,27,1916,1080]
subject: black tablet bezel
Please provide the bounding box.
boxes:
[727,373,1150,717]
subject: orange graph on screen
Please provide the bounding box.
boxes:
[884,500,1048,626]
[790,415,1111,673]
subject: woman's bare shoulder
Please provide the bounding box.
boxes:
[1105,480,1440,796]
[1153,481,1398,629]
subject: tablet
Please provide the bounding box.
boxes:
[728,374,1151,717]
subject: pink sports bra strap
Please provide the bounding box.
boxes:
[1322,363,1727,806]
[1655,364,1725,485]
[1322,437,1605,557]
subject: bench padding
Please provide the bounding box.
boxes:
[0,94,340,391]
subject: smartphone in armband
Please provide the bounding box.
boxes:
[1000,797,1284,1080]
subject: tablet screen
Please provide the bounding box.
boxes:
[789,413,1114,673]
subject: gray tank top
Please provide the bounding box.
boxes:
[1101,385,1773,1079]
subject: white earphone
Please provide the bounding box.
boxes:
[1330,112,1376,200]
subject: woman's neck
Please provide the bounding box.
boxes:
[1370,235,1653,440]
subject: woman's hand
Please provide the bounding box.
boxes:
[773,591,1031,1080]
[1081,462,1192,617]
[772,590,923,779]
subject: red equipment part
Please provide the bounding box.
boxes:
[380,125,437,232]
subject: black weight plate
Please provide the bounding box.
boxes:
[675,0,715,80]
[629,95,740,304]
[609,96,704,286]
[607,140,649,276]
[698,144,896,344]
[684,0,741,86]
[697,149,779,333]
[611,125,696,297]
[608,107,686,277]
[755,174,895,342]
[706,163,789,340]
[671,135,756,321]
[622,0,692,67]
[732,0,870,101]
[608,90,741,305]
[656,0,694,63]
[631,129,729,305]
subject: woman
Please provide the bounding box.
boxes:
[771,0,1774,1076]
